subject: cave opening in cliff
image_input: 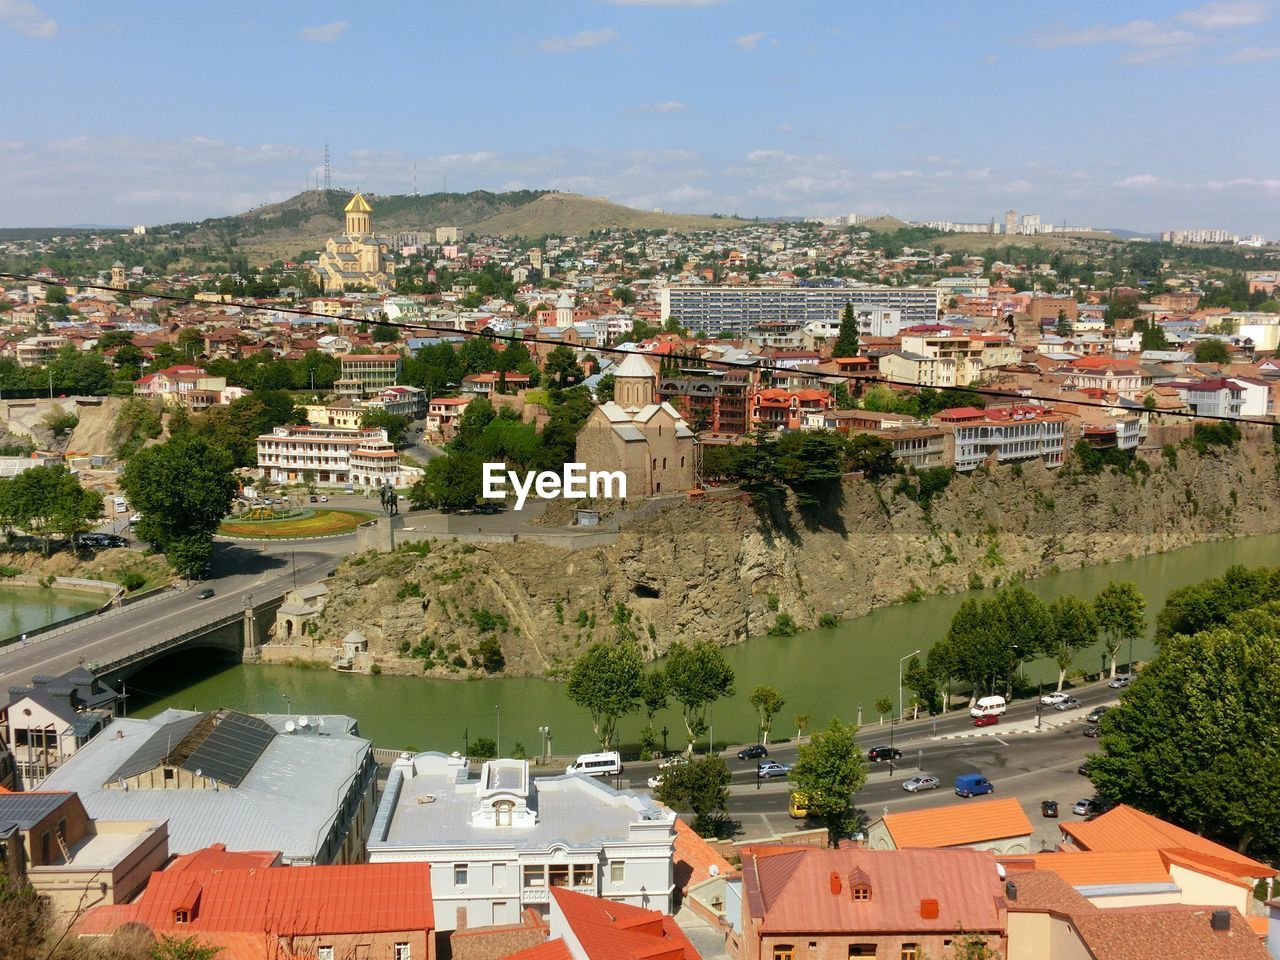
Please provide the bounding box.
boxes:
[632,582,661,599]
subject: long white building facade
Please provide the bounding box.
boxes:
[255,425,422,488]
[658,284,941,336]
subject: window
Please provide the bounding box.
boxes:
[549,864,571,888]
[523,864,545,888]
[495,800,513,827]
[853,884,871,901]
[773,946,795,960]
[901,945,919,960]
[173,910,189,924]
[492,862,504,887]
[849,947,877,958]
[573,864,593,886]
[610,861,625,883]
[453,863,468,886]
[317,948,334,960]
[394,944,411,960]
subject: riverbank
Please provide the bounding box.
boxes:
[303,434,1280,678]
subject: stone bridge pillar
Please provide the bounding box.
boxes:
[243,600,258,662]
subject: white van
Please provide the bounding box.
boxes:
[565,752,622,777]
[970,695,1008,719]
[113,496,128,513]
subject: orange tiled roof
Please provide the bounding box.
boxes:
[1070,905,1269,960]
[673,818,736,894]
[549,887,700,960]
[506,942,574,960]
[1060,805,1275,879]
[883,796,1032,848]
[1028,849,1171,887]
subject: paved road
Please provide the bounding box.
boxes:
[0,539,349,692]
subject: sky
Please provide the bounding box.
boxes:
[1,0,1279,234]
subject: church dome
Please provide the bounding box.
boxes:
[344,192,373,213]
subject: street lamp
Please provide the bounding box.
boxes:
[538,725,550,765]
[899,650,921,723]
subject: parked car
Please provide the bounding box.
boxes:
[1053,697,1082,711]
[972,714,1000,727]
[646,773,665,789]
[105,535,128,548]
[757,760,790,779]
[902,774,940,793]
[319,496,329,503]
[195,588,215,600]
[1085,706,1110,724]
[309,496,318,503]
[738,744,768,761]
[1082,725,1102,738]
[1073,798,1103,817]
[1040,692,1069,705]
[954,773,994,798]
[1078,762,1092,776]
[1041,800,1059,818]
[868,746,902,762]
[1108,674,1132,688]
[657,754,689,770]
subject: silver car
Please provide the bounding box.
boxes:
[902,774,941,793]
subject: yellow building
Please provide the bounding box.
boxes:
[313,193,394,292]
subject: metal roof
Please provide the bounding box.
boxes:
[108,712,207,783]
[0,791,73,829]
[182,712,276,787]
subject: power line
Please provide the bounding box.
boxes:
[1,271,1267,429]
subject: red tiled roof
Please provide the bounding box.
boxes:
[1027,849,1171,887]
[1070,905,1269,960]
[1060,805,1275,879]
[744,847,1004,936]
[78,858,433,938]
[166,843,279,873]
[673,818,736,893]
[882,797,1032,849]
[549,887,700,960]
[506,942,574,960]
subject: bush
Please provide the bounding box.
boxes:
[818,613,839,629]
[477,636,505,673]
[1191,421,1241,454]
[120,571,146,592]
[395,580,422,601]
[767,612,798,636]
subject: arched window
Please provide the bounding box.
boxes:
[495,800,513,827]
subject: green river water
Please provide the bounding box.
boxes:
[0,584,102,642]
[124,533,1280,755]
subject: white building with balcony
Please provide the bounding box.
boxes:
[255,425,421,488]
[366,753,676,931]
[936,405,1067,472]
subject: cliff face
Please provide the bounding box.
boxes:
[312,439,1280,678]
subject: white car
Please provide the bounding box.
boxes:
[1108,674,1132,688]
[657,754,689,770]
[647,774,665,789]
[1040,692,1069,705]
[902,774,941,793]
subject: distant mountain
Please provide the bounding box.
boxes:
[159,189,746,260]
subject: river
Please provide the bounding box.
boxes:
[0,584,103,642]
[125,532,1280,755]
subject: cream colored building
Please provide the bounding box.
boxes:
[574,353,695,498]
[313,193,394,292]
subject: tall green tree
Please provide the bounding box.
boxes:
[831,303,860,357]
[566,641,644,751]
[2,466,102,554]
[1047,594,1098,691]
[407,453,482,513]
[1193,339,1231,364]
[749,684,786,747]
[790,717,867,845]
[120,436,237,576]
[653,755,731,837]
[360,409,409,446]
[1093,581,1147,678]
[1090,622,1280,854]
[543,345,583,388]
[639,669,668,757]
[663,640,736,754]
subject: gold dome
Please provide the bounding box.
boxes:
[344,192,372,213]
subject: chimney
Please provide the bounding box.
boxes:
[829,871,842,896]
[1005,881,1018,902]
[920,899,939,920]
[1211,910,1230,932]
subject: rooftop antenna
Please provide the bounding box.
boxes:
[324,143,331,191]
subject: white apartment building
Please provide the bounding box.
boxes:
[879,350,960,388]
[16,336,67,367]
[1164,379,1246,419]
[366,753,676,931]
[256,425,421,488]
[658,285,941,336]
[936,405,1067,472]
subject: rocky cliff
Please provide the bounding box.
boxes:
[311,437,1280,678]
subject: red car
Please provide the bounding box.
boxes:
[972,714,1000,727]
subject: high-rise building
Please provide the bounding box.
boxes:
[658,285,941,336]
[1004,209,1018,236]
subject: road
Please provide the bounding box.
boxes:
[0,538,349,693]
[601,679,1123,842]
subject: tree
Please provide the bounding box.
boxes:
[1055,310,1072,337]
[360,409,409,446]
[653,755,731,837]
[749,684,785,746]
[566,641,644,751]
[790,717,867,845]
[663,640,736,754]
[408,452,482,513]
[1093,581,1146,678]
[794,714,809,739]
[543,345,583,388]
[44,284,67,304]
[1193,339,1231,364]
[2,466,102,554]
[0,875,50,960]
[152,936,223,960]
[120,436,237,576]
[874,696,893,723]
[831,303,860,357]
[451,397,495,453]
[902,654,940,715]
[470,736,497,760]
[639,669,668,757]
[845,433,897,480]
[1089,622,1280,854]
[1048,594,1098,691]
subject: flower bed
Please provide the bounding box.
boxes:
[218,509,376,539]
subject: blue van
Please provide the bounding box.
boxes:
[954,773,994,798]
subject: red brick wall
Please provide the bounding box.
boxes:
[449,910,548,960]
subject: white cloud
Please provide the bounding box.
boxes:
[1207,177,1280,193]
[1223,44,1280,61]
[1176,0,1268,30]
[644,100,688,113]
[733,31,766,51]
[299,20,349,43]
[0,0,56,39]
[538,27,618,53]
[1114,173,1167,188]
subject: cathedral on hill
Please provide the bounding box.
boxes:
[313,193,394,292]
